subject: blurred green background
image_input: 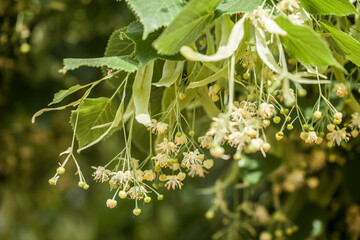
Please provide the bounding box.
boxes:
[0,1,215,239]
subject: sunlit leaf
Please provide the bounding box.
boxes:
[215,0,263,15]
[125,0,184,39]
[300,0,357,16]
[323,23,360,67]
[275,16,341,68]
[153,0,223,55]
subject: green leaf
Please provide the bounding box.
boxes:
[215,0,263,15]
[104,28,134,57]
[124,22,184,66]
[153,61,184,87]
[153,0,223,55]
[71,97,118,148]
[103,28,134,89]
[125,0,184,39]
[133,61,154,126]
[49,84,86,106]
[62,56,138,73]
[300,0,357,16]
[275,16,340,67]
[322,23,360,66]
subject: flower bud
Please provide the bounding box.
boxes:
[177,172,186,181]
[273,116,281,124]
[133,208,141,216]
[56,167,65,175]
[106,199,117,208]
[275,132,284,141]
[314,111,322,119]
[334,112,343,120]
[118,190,127,199]
[203,159,214,169]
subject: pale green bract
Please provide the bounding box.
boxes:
[133,61,154,127]
[255,27,283,74]
[154,61,184,87]
[180,14,247,62]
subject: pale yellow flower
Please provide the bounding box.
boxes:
[164,175,183,190]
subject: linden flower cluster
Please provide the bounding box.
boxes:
[153,135,214,183]
[297,111,353,147]
[91,158,163,216]
[90,115,216,215]
[199,101,273,160]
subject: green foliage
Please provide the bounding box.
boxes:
[323,23,360,67]
[153,0,223,54]
[49,84,87,106]
[300,0,357,16]
[62,56,138,73]
[124,22,184,66]
[215,0,263,15]
[104,28,134,57]
[70,97,119,148]
[125,0,184,39]
[275,16,340,67]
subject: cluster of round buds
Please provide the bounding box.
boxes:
[78,181,89,190]
[49,164,89,189]
[208,84,220,102]
[299,129,323,145]
[241,51,258,70]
